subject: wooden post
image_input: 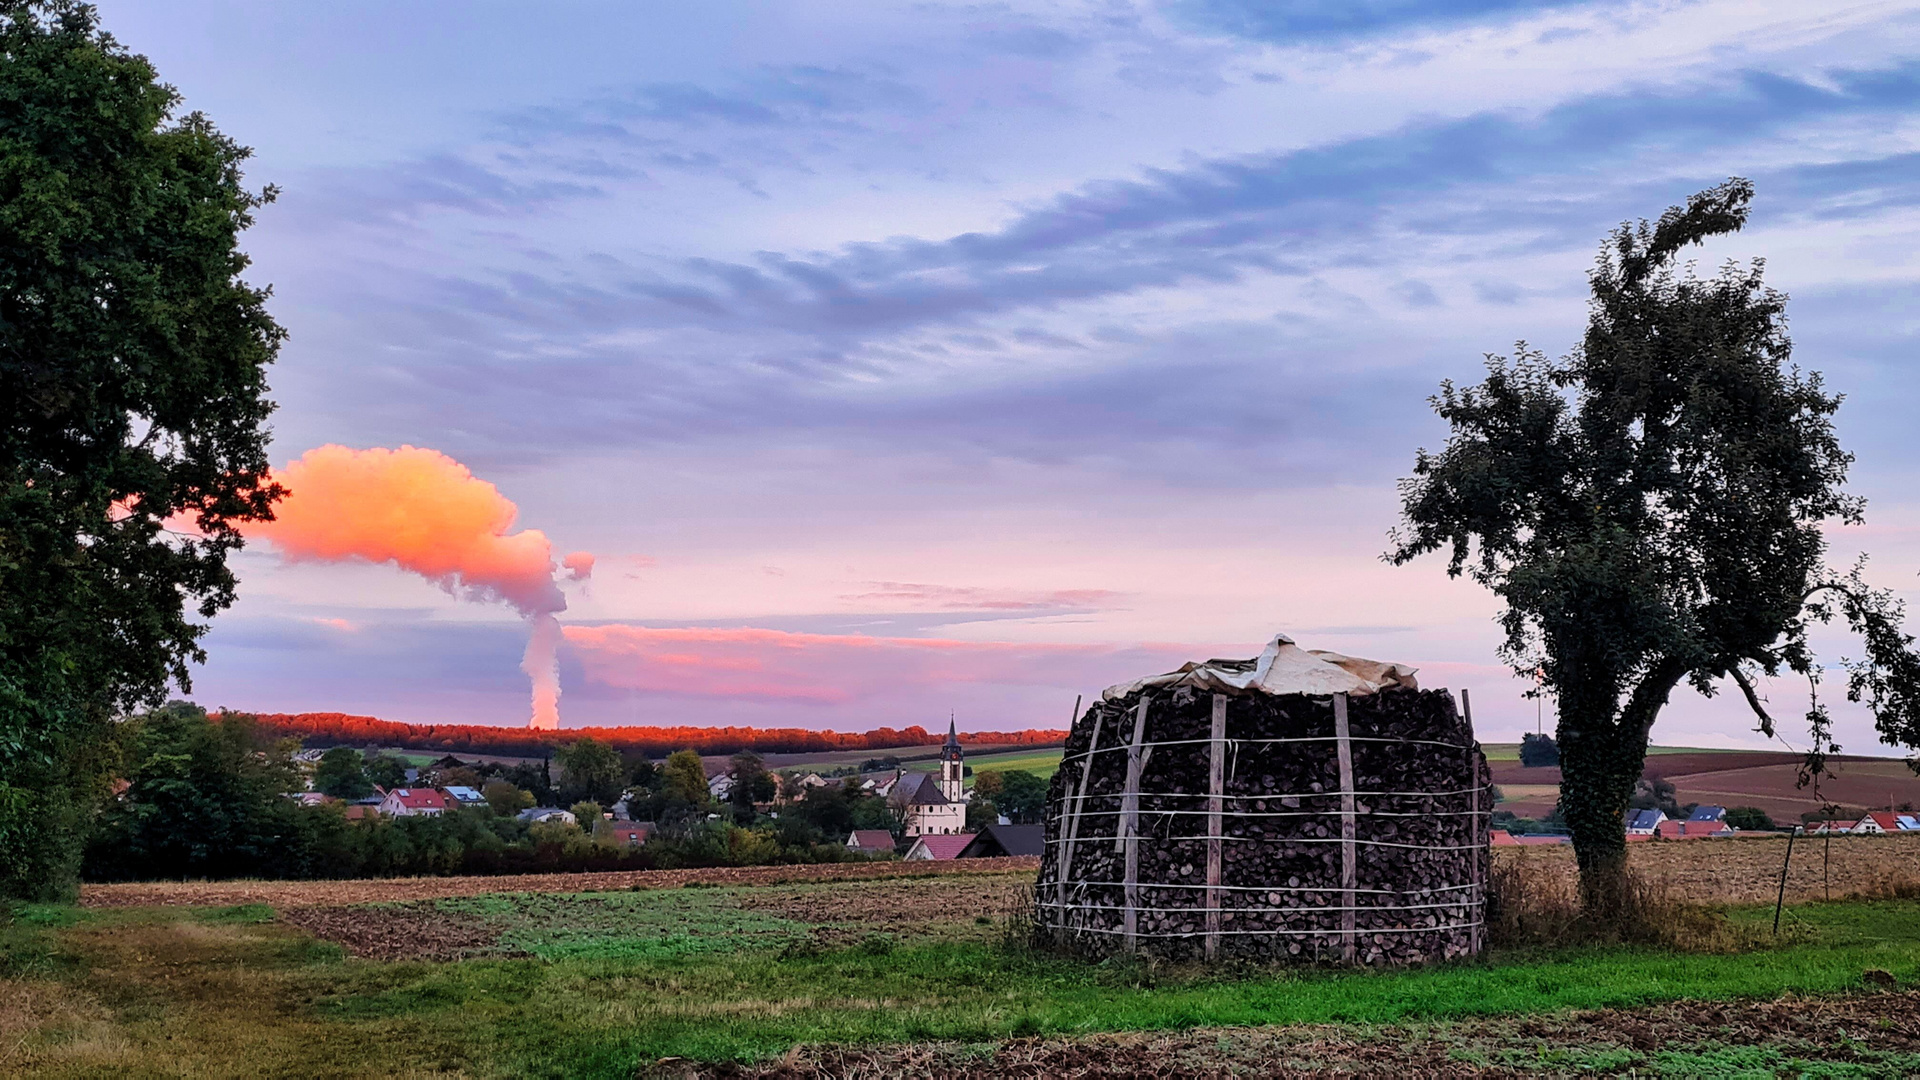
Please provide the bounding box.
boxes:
[1334,692,1356,964]
[1055,695,1097,936]
[1462,687,1481,955]
[1121,697,1149,954]
[1773,827,1797,936]
[1206,692,1227,960]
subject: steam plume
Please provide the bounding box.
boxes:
[250,444,591,729]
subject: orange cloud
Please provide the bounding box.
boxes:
[247,444,592,730]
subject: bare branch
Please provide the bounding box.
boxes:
[1729,667,1775,736]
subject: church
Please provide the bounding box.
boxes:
[886,721,967,837]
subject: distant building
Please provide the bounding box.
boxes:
[846,829,896,856]
[904,833,975,861]
[1656,819,1732,839]
[379,788,447,817]
[517,807,577,826]
[606,822,655,847]
[1687,806,1727,823]
[1854,812,1919,834]
[956,823,1044,859]
[889,773,965,837]
[1808,820,1858,835]
[1624,809,1665,835]
[442,785,486,808]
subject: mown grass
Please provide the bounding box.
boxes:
[5,893,1920,1077]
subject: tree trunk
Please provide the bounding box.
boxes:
[1559,661,1689,921]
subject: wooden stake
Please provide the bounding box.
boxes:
[1463,687,1481,956]
[1055,695,1096,937]
[1121,696,1149,954]
[1334,692,1356,964]
[1206,692,1227,961]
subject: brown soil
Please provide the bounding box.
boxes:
[77,856,1040,910]
[276,904,511,960]
[1488,752,1920,822]
[690,988,1920,1078]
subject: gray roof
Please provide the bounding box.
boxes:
[887,772,949,808]
[957,823,1044,858]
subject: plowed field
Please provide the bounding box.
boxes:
[702,989,1920,1078]
[76,855,1040,909]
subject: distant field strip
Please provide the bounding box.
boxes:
[77,856,1040,909]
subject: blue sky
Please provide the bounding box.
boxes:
[119,1,1920,750]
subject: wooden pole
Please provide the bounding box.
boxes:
[1121,697,1149,954]
[1334,692,1357,964]
[1463,687,1481,956]
[1773,827,1797,936]
[1206,692,1227,960]
[1055,695,1096,937]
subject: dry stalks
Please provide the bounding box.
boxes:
[1487,857,1788,953]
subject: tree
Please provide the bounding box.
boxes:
[481,779,531,817]
[1724,806,1775,831]
[363,754,408,791]
[555,736,625,806]
[1518,733,1559,768]
[313,747,373,800]
[85,704,302,880]
[0,1,286,900]
[726,751,775,823]
[1390,179,1920,915]
[659,748,709,806]
[993,770,1049,824]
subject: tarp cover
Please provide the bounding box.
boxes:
[1101,633,1418,701]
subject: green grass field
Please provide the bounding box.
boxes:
[7,873,1920,1078]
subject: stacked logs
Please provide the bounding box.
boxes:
[1033,682,1490,966]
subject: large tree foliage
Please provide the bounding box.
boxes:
[0,0,283,899]
[1389,179,1920,912]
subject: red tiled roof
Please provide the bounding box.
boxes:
[907,834,975,860]
[847,829,895,850]
[386,788,446,809]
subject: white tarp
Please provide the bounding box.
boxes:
[1101,633,1418,701]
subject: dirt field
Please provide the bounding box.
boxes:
[701,989,1920,1078]
[77,856,1041,909]
[1489,751,1920,820]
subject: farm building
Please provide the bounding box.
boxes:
[958,823,1046,858]
[1033,633,1490,966]
[904,833,975,860]
[846,829,897,855]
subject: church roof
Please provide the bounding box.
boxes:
[887,771,950,808]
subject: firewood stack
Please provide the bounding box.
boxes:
[1034,670,1490,967]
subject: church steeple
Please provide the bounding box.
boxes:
[939,712,964,801]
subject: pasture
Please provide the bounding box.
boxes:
[7,837,1920,1076]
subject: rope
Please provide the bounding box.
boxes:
[1059,733,1478,767]
[1042,921,1485,940]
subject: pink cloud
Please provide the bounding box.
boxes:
[840,580,1119,611]
[563,624,1139,704]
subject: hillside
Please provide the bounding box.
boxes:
[1492,749,1920,821]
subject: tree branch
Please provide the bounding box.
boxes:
[1728,667,1775,737]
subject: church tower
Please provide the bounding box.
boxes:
[939,715,964,802]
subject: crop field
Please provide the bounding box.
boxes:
[1490,750,1920,820]
[9,837,1920,1077]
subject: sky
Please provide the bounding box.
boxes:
[112,0,1920,750]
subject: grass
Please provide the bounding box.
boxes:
[6,889,1920,1077]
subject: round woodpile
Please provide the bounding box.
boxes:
[1034,677,1490,967]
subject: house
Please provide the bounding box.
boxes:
[846,829,897,856]
[1853,812,1920,834]
[288,792,335,808]
[1687,805,1727,823]
[1656,819,1732,839]
[442,785,487,808]
[379,787,447,817]
[1808,820,1858,835]
[708,773,735,800]
[956,823,1045,859]
[1624,809,1665,835]
[904,833,976,861]
[1489,829,1517,846]
[606,822,655,847]
[517,807,577,825]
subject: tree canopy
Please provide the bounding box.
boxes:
[0,0,285,899]
[1390,178,1920,912]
